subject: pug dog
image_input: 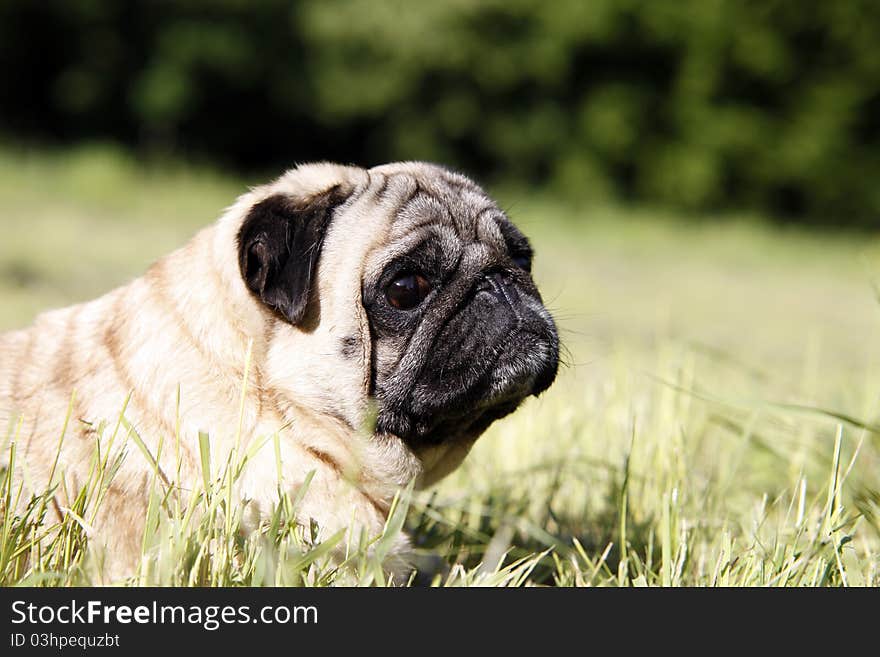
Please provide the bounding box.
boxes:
[0,162,559,580]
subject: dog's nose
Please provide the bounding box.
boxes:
[476,271,520,304]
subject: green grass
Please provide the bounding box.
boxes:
[2,144,879,586]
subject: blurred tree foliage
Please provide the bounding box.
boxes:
[1,0,879,225]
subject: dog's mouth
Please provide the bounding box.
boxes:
[486,329,559,399]
[374,328,559,447]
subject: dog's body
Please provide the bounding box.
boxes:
[0,162,558,580]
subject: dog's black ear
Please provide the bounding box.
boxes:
[237,185,347,324]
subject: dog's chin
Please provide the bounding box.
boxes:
[402,392,530,488]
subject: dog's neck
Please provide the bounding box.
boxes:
[166,205,424,499]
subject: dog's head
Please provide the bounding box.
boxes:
[229,162,558,485]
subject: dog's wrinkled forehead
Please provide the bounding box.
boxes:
[363,163,525,285]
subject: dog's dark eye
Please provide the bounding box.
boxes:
[386,273,431,310]
[512,253,532,272]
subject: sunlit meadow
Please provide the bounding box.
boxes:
[2,146,879,586]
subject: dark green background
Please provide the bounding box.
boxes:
[2,0,879,226]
